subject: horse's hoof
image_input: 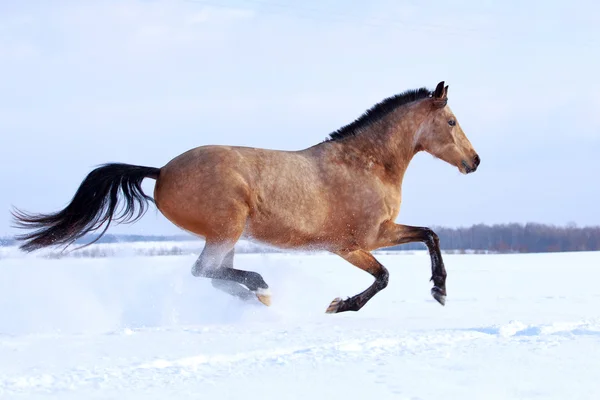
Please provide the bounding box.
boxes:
[255,288,271,307]
[325,297,343,313]
[431,287,446,306]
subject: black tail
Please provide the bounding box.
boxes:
[11,163,160,252]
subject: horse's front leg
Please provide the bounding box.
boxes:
[325,250,389,313]
[376,221,447,306]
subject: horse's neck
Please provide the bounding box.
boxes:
[322,107,423,184]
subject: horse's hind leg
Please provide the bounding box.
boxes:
[193,243,271,306]
[211,278,255,301]
[210,248,268,302]
[210,249,253,301]
[325,250,389,313]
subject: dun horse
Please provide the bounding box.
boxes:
[12,81,480,313]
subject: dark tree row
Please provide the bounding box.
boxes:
[387,223,600,253]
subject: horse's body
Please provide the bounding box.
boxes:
[155,143,402,252]
[12,81,480,313]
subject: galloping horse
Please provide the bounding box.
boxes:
[12,81,480,313]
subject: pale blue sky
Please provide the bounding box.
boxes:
[1,0,598,236]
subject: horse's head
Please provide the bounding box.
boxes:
[415,81,480,174]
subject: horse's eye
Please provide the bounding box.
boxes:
[448,120,456,127]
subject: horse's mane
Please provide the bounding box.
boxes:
[327,87,433,141]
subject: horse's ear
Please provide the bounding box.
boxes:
[433,81,445,98]
[443,85,449,98]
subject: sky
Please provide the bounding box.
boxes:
[1,0,599,237]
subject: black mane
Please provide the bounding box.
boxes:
[327,87,433,141]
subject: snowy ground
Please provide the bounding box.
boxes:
[1,249,600,399]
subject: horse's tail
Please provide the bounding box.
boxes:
[11,163,161,252]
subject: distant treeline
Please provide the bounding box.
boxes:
[1,223,599,253]
[387,223,600,253]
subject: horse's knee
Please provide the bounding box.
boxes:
[191,265,202,277]
[420,228,439,245]
[376,268,389,290]
[191,261,208,277]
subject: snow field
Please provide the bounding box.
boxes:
[1,249,599,399]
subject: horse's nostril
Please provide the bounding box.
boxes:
[473,154,481,167]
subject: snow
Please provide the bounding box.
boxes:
[1,248,600,399]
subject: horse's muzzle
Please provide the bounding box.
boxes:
[462,154,480,174]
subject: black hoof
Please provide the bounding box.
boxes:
[325,296,360,313]
[325,297,343,313]
[431,286,446,306]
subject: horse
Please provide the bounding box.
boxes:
[11,81,480,313]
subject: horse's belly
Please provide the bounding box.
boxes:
[244,202,328,249]
[243,202,387,251]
